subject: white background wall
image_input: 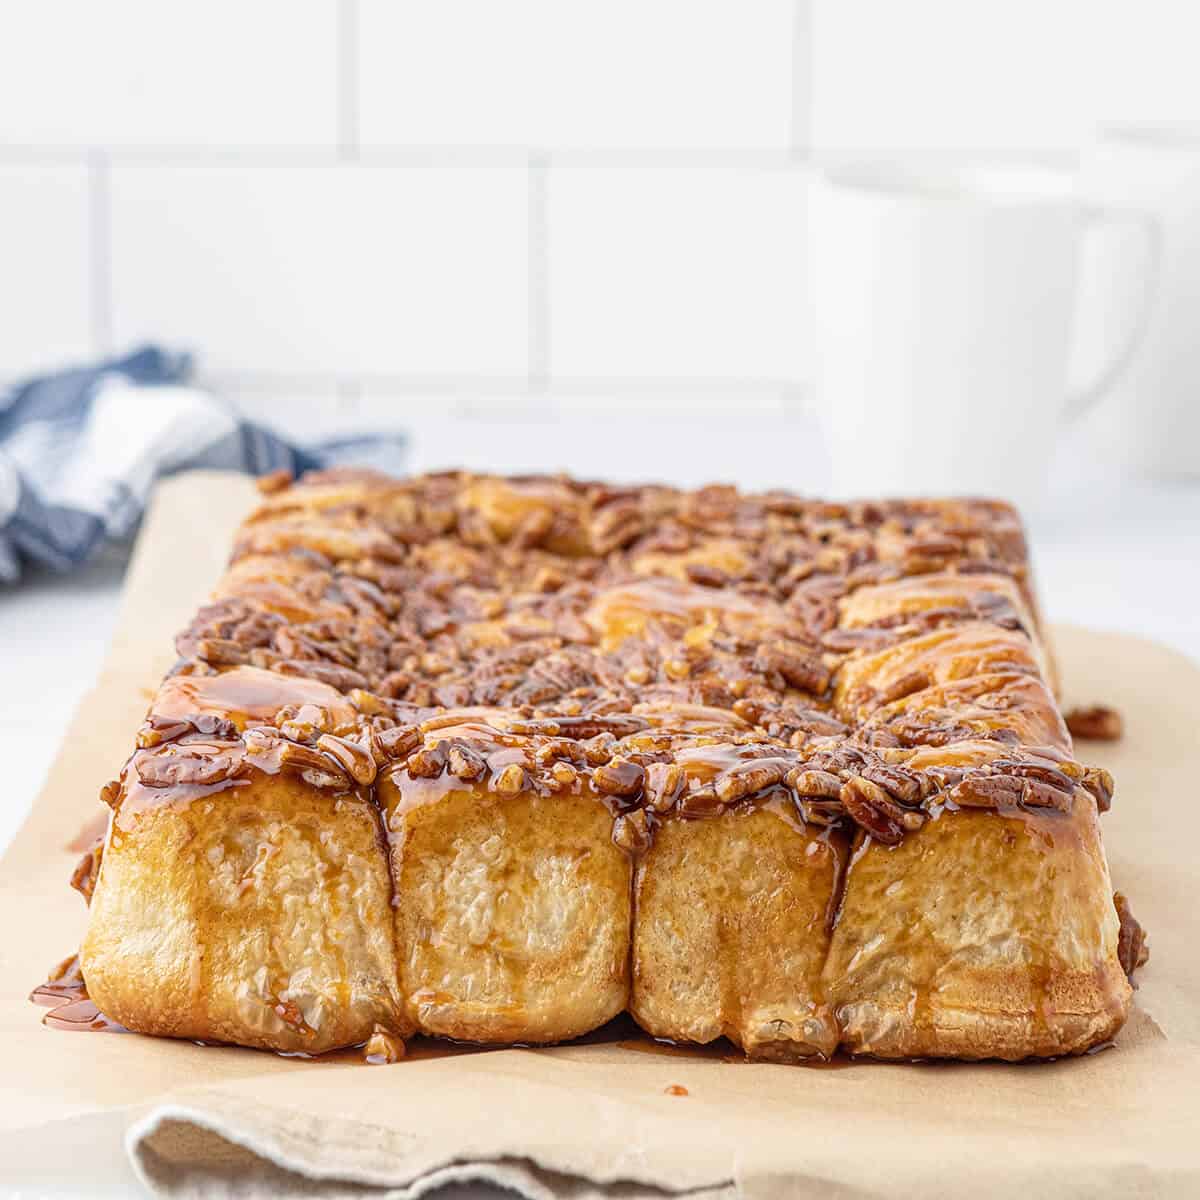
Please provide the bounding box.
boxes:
[4,0,1200,437]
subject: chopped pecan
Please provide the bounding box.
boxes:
[508,714,648,740]
[549,763,578,792]
[752,643,831,694]
[676,784,723,818]
[274,659,368,693]
[447,742,487,781]
[1065,705,1123,742]
[493,763,528,796]
[612,809,652,854]
[370,724,421,763]
[275,703,334,743]
[685,563,729,588]
[548,761,579,789]
[349,688,393,718]
[714,759,788,803]
[796,798,844,826]
[582,732,617,766]
[133,744,244,788]
[840,776,911,844]
[787,768,844,799]
[592,758,645,798]
[1113,892,1149,979]
[643,762,685,812]
[860,762,923,806]
[949,772,1073,813]
[878,670,931,705]
[1080,765,1114,813]
[193,637,250,666]
[316,734,376,786]
[407,743,448,779]
[70,843,103,905]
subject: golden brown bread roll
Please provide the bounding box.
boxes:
[65,472,1142,1062]
[378,719,631,1044]
[82,669,403,1053]
[632,800,846,1060]
[825,798,1129,1060]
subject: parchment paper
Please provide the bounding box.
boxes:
[1,471,1197,1198]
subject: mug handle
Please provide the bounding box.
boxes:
[1063,206,1162,422]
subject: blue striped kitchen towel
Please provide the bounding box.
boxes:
[0,347,406,583]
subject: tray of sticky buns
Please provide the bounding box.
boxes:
[63,470,1148,1063]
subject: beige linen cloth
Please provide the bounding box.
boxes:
[1,473,1197,1199]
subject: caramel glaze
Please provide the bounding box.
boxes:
[53,470,1144,1060]
[31,955,127,1034]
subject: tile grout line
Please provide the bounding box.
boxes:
[87,151,113,353]
[789,0,815,161]
[198,371,806,399]
[338,0,360,160]
[789,0,815,413]
[527,153,551,392]
[0,145,836,169]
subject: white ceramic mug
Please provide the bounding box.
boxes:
[1076,126,1200,478]
[807,162,1160,510]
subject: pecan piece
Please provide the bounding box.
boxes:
[752,643,831,694]
[136,715,194,748]
[493,763,528,796]
[363,1026,406,1065]
[592,758,645,798]
[612,809,652,854]
[860,763,923,806]
[274,659,368,693]
[878,670,930,706]
[1080,765,1114,813]
[796,798,844,826]
[643,762,685,812]
[840,776,911,844]
[684,563,729,588]
[677,785,723,818]
[582,732,617,766]
[1065,705,1123,742]
[1113,892,1150,979]
[949,772,1073,813]
[787,768,844,799]
[350,688,393,717]
[276,702,334,743]
[407,743,448,779]
[370,724,421,763]
[447,742,487,782]
[134,747,242,788]
[316,734,377,786]
[548,761,579,790]
[70,844,103,905]
[194,637,249,666]
[714,759,788,804]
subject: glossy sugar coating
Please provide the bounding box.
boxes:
[76,470,1138,1060]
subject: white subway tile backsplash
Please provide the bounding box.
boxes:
[547,166,809,380]
[811,0,1200,153]
[811,0,1072,152]
[358,0,798,150]
[109,166,530,376]
[0,1,339,150]
[0,165,94,375]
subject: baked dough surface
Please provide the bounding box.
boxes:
[71,472,1140,1061]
